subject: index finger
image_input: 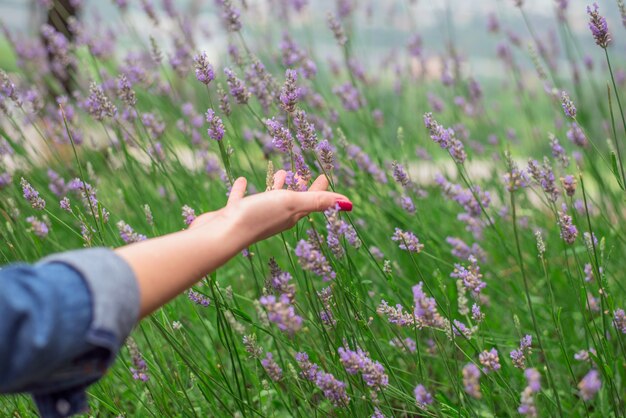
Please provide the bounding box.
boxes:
[293,191,352,214]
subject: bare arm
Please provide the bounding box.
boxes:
[114,171,352,317]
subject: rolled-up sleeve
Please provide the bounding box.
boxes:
[0,248,139,417]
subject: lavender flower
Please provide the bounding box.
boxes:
[566,122,588,148]
[26,216,49,238]
[451,255,486,295]
[316,140,335,171]
[259,293,303,335]
[587,3,611,48]
[391,228,424,253]
[560,91,576,118]
[578,369,601,401]
[413,282,447,329]
[471,304,484,322]
[117,220,147,243]
[267,258,295,300]
[206,109,225,141]
[194,52,214,85]
[188,289,210,307]
[423,113,466,164]
[327,13,347,46]
[462,363,481,399]
[127,338,149,381]
[261,352,282,381]
[181,205,196,226]
[380,298,418,325]
[325,204,361,258]
[338,346,389,389]
[391,161,410,187]
[21,178,46,210]
[224,68,250,104]
[333,82,364,111]
[294,109,317,150]
[527,158,560,202]
[446,237,486,263]
[243,334,263,358]
[217,0,242,32]
[549,133,569,167]
[613,309,626,333]
[557,209,578,244]
[265,118,294,153]
[279,69,299,113]
[295,352,319,381]
[60,197,71,212]
[519,369,540,417]
[414,384,433,408]
[315,370,350,407]
[85,82,117,121]
[511,335,533,369]
[317,286,337,327]
[217,83,231,117]
[561,175,576,196]
[479,348,501,373]
[117,75,136,108]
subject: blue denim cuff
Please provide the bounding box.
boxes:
[40,247,140,365]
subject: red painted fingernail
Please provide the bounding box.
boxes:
[336,200,353,211]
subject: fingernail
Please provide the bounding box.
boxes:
[336,199,353,211]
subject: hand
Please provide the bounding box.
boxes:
[190,170,352,245]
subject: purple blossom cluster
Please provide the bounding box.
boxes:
[21,178,46,210]
[511,335,533,369]
[462,363,481,399]
[586,3,611,48]
[206,108,225,141]
[451,255,486,296]
[414,384,433,408]
[127,338,149,382]
[478,348,501,373]
[325,203,360,258]
[423,113,466,164]
[557,208,578,245]
[295,231,336,281]
[117,220,147,243]
[578,369,601,401]
[527,158,560,202]
[391,228,424,253]
[338,345,389,389]
[194,52,214,85]
[265,118,293,153]
[261,352,282,381]
[181,205,196,226]
[518,368,540,417]
[259,293,303,335]
[295,352,349,407]
[188,289,210,307]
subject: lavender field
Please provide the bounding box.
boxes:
[1,0,626,416]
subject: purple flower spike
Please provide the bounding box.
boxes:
[279,69,299,113]
[578,369,601,401]
[414,384,433,408]
[206,108,225,141]
[194,52,215,85]
[391,228,424,253]
[587,3,611,48]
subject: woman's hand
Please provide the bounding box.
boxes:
[190,170,352,245]
[117,170,351,317]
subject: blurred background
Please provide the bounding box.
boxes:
[1,0,624,81]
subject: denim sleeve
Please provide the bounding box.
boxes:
[0,248,139,418]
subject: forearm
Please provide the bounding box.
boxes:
[115,211,245,317]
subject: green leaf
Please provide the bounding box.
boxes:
[610,151,625,190]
